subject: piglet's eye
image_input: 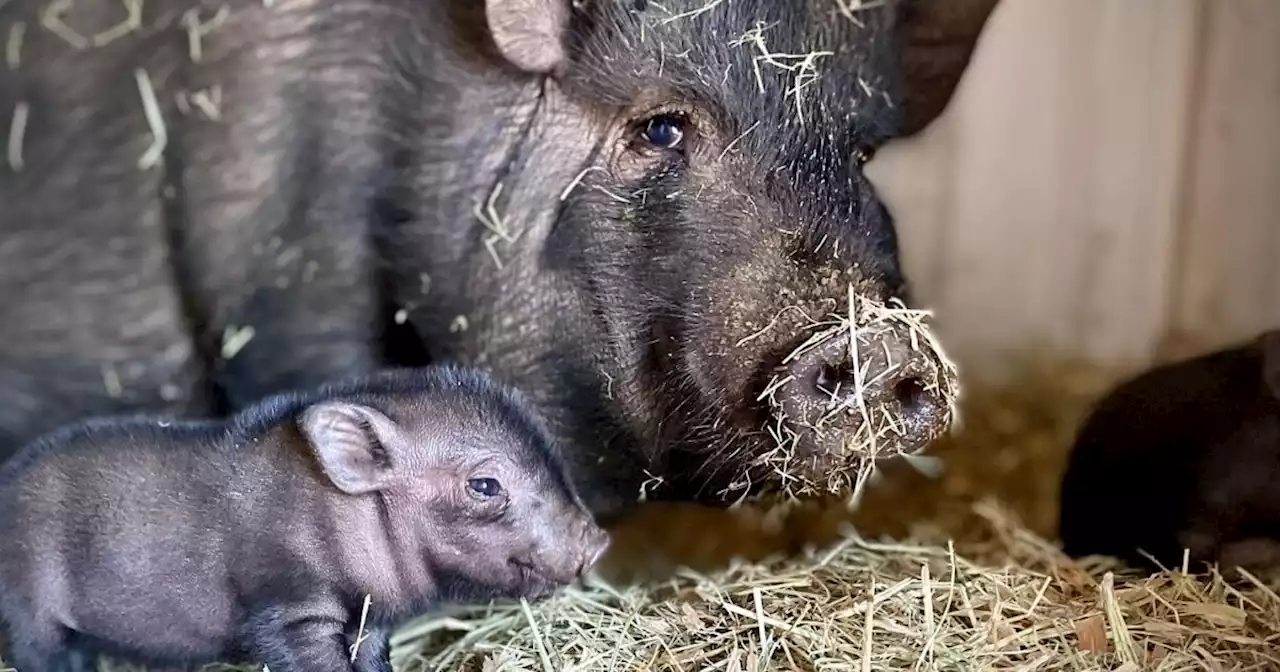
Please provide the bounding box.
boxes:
[640,114,686,150]
[467,478,502,498]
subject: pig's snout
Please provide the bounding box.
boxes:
[776,324,950,459]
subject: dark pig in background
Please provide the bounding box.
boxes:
[0,0,1000,516]
[1058,329,1280,573]
[0,365,609,672]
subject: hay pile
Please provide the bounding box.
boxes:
[385,353,1280,671]
[392,504,1280,671]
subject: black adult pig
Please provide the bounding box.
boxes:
[1058,329,1280,572]
[0,0,999,517]
[0,364,609,672]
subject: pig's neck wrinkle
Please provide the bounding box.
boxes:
[354,491,439,623]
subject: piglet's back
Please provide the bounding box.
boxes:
[0,416,265,653]
[1059,338,1277,565]
[1,416,227,540]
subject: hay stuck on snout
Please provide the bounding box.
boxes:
[748,284,961,504]
[389,501,1280,672]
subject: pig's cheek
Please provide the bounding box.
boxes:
[676,331,725,405]
[687,273,786,405]
[612,150,654,181]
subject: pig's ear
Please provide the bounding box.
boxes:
[1261,330,1280,400]
[298,402,398,495]
[485,0,571,74]
[894,0,1000,136]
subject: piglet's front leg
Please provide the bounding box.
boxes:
[242,602,357,672]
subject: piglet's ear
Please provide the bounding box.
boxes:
[1261,330,1280,400]
[298,403,398,495]
[485,0,570,74]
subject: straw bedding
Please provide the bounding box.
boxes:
[5,354,1280,672]
[5,356,1279,672]
[385,353,1280,671]
[392,506,1280,671]
[0,351,1276,672]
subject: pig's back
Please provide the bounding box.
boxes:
[1072,347,1264,467]
[1059,345,1270,560]
[1189,414,1280,531]
[0,417,247,657]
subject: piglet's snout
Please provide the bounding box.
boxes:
[544,521,610,583]
[577,526,611,577]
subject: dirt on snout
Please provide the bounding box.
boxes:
[744,288,961,505]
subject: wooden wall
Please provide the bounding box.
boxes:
[869,0,1280,381]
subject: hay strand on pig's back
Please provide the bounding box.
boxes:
[391,502,1280,672]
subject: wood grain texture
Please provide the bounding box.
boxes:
[871,0,1207,379]
[1169,0,1280,352]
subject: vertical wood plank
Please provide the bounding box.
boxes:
[1170,0,1280,350]
[869,0,1202,379]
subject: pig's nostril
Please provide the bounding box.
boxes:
[893,377,931,417]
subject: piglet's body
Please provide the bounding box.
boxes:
[1058,329,1280,572]
[0,365,609,672]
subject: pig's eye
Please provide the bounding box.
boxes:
[639,114,687,150]
[467,478,503,498]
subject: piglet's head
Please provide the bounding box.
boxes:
[298,389,610,602]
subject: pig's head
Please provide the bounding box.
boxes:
[297,370,610,603]
[475,0,993,501]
